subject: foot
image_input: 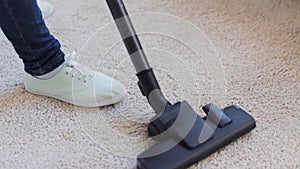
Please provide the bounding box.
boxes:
[24,52,127,107]
[37,0,54,18]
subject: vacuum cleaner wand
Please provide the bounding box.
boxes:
[106,1,256,169]
[106,0,170,115]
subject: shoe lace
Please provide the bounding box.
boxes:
[65,51,89,83]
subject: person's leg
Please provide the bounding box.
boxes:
[0,0,127,107]
[0,0,126,107]
[0,0,64,76]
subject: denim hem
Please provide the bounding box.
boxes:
[25,51,65,76]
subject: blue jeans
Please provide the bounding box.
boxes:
[0,0,64,76]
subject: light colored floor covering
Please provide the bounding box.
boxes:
[0,0,299,168]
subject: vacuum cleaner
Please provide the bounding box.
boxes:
[106,0,256,169]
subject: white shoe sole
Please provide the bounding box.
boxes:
[25,88,127,108]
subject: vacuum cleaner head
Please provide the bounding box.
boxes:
[138,103,256,169]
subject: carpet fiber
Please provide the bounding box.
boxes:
[0,0,299,168]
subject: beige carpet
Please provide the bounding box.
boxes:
[0,0,299,168]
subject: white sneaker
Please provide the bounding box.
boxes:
[37,0,54,18]
[24,52,127,107]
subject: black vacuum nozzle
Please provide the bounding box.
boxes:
[148,101,215,148]
[138,104,256,169]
